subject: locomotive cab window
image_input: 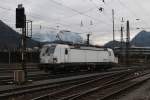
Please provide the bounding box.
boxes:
[65,49,68,55]
[44,46,56,56]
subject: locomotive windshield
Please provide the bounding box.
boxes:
[41,45,56,56]
[46,46,56,56]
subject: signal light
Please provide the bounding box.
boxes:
[16,7,25,28]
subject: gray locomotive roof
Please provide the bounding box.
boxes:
[70,46,107,51]
[43,44,108,51]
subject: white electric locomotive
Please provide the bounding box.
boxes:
[39,44,118,72]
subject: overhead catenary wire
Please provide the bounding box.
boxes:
[0,0,112,34]
[47,0,112,33]
[0,5,78,32]
[0,6,12,11]
[129,0,150,27]
[89,0,112,23]
[26,4,100,32]
[48,0,111,26]
[0,5,62,25]
[116,0,150,33]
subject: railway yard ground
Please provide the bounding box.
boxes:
[0,63,150,100]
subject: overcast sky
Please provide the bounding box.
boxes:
[0,0,150,45]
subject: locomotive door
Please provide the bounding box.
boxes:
[64,48,69,63]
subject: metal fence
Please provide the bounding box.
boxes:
[0,51,40,63]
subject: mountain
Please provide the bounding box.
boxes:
[131,30,150,47]
[0,20,39,49]
[32,30,84,44]
[33,31,57,42]
[104,30,150,48]
[104,40,126,48]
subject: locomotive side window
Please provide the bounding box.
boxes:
[49,46,56,54]
[108,51,111,56]
[65,49,68,55]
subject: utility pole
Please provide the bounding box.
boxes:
[121,17,124,44]
[120,17,124,64]
[87,34,91,46]
[126,20,130,66]
[120,26,124,63]
[126,21,130,44]
[112,9,115,49]
[22,19,27,80]
[121,27,124,47]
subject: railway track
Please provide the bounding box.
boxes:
[0,63,137,85]
[0,63,94,85]
[30,67,150,100]
[0,63,149,100]
[67,73,150,100]
[33,71,130,100]
[0,70,131,100]
[0,69,126,85]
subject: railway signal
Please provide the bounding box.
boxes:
[16,4,25,28]
[15,4,27,83]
